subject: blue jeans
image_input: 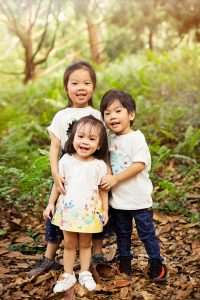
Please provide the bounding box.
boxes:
[111,207,163,263]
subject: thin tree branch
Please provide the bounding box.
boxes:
[30,0,42,29]
[0,70,24,75]
[32,0,53,60]
[0,2,27,46]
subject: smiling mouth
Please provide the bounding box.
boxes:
[79,146,89,151]
[77,93,87,98]
[111,122,119,126]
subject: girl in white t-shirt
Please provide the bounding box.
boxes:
[50,115,109,292]
[28,62,105,279]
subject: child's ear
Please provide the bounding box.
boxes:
[129,111,135,121]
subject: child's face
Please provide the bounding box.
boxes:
[103,100,135,135]
[66,69,94,108]
[73,123,100,160]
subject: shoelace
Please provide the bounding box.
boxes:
[35,257,46,268]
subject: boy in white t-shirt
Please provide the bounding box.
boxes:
[100,89,167,282]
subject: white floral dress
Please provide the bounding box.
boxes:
[51,154,107,233]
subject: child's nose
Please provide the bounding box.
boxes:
[78,83,85,90]
[82,138,88,144]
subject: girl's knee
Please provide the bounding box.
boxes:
[79,234,92,249]
[63,232,78,249]
[64,239,77,250]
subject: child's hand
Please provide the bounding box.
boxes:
[103,211,109,226]
[100,175,118,191]
[43,203,55,220]
[54,175,66,195]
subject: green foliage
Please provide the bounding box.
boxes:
[8,243,45,254]
[0,46,199,222]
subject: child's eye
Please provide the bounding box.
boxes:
[104,112,110,116]
[116,110,121,113]
[78,135,83,138]
[72,82,77,85]
[85,82,91,85]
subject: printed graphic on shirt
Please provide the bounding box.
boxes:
[110,150,132,175]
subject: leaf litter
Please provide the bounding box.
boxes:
[0,199,200,300]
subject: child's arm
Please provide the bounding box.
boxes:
[43,184,60,220]
[49,133,66,195]
[99,190,109,226]
[100,162,145,191]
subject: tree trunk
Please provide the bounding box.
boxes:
[148,28,153,50]
[24,42,36,83]
[87,16,103,64]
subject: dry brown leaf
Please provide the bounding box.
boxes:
[119,286,129,299]
[35,272,52,284]
[106,244,117,261]
[15,236,34,243]
[192,238,200,254]
[176,288,193,299]
[0,249,9,255]
[157,223,171,235]
[153,211,170,224]
[139,290,154,300]
[0,267,10,274]
[3,251,22,257]
[75,284,86,297]
[106,279,132,291]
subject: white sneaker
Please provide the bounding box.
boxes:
[53,272,77,293]
[79,271,96,291]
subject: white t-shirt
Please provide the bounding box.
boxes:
[109,130,153,210]
[52,154,107,233]
[47,107,102,149]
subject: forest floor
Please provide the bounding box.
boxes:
[0,199,200,300]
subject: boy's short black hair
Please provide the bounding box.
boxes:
[64,115,108,161]
[100,89,136,125]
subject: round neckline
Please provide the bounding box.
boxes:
[68,106,91,110]
[72,154,95,163]
[115,130,139,138]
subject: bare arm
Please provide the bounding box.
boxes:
[100,162,145,191]
[43,184,60,220]
[49,133,66,194]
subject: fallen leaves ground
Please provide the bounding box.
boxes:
[0,199,200,300]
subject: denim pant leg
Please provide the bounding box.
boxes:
[111,208,133,258]
[133,208,163,263]
[45,218,63,244]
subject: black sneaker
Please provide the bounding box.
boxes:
[117,256,132,276]
[90,254,108,268]
[28,256,61,278]
[148,259,167,282]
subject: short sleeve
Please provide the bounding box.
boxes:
[131,134,151,168]
[47,112,61,140]
[100,160,107,177]
[96,160,107,185]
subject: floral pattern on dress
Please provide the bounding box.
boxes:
[51,155,106,233]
